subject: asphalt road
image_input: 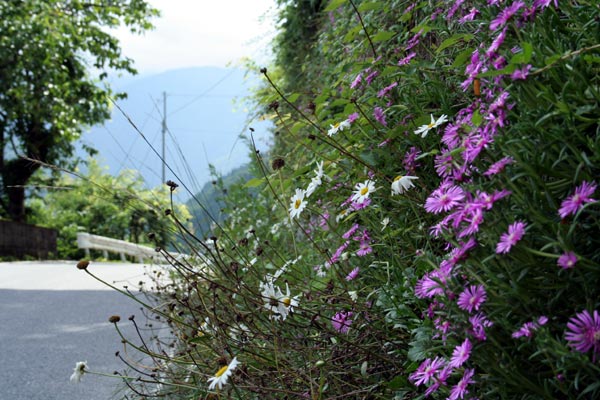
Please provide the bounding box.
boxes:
[0,262,167,400]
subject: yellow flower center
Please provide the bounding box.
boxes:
[333,122,341,129]
[394,175,403,182]
[294,199,302,209]
[360,187,369,196]
[427,122,435,129]
[282,297,291,307]
[215,365,228,377]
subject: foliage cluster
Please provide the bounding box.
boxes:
[90,1,599,399]
[29,160,190,260]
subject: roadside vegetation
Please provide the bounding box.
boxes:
[75,0,599,399]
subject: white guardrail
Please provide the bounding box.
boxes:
[76,232,187,263]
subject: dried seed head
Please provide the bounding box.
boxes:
[259,67,267,74]
[166,180,179,191]
[76,260,90,270]
[108,315,121,323]
[272,158,285,170]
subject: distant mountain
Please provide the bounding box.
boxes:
[77,66,271,201]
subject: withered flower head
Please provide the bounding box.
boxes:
[76,260,90,270]
[166,180,179,191]
[108,315,121,323]
[271,158,285,170]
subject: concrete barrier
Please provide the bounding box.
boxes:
[76,232,182,263]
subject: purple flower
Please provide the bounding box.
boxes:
[458,285,487,313]
[415,262,454,298]
[534,0,558,10]
[447,0,465,21]
[377,81,398,98]
[449,338,472,368]
[345,267,359,281]
[469,313,493,341]
[557,251,577,269]
[486,27,507,57]
[449,368,475,400]
[489,1,525,31]
[347,112,359,123]
[356,241,372,256]
[350,73,363,89]
[365,70,379,85]
[403,146,422,174]
[510,64,531,80]
[330,241,350,264]
[373,106,387,126]
[512,316,547,339]
[483,156,514,176]
[558,181,597,219]
[565,309,600,361]
[409,357,446,386]
[458,7,479,24]
[405,30,422,51]
[425,184,466,214]
[496,221,526,254]
[398,52,416,66]
[342,223,360,239]
[331,311,354,334]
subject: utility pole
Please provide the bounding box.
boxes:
[161,91,167,184]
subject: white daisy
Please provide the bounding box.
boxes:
[276,282,300,320]
[70,361,88,383]
[207,357,239,390]
[414,114,449,137]
[336,208,350,222]
[391,175,419,195]
[381,217,390,231]
[327,119,351,136]
[289,188,307,218]
[351,179,376,204]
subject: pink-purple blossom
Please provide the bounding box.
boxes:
[449,338,472,368]
[489,1,525,31]
[565,309,600,361]
[558,181,597,219]
[557,251,577,269]
[373,106,387,126]
[512,316,548,339]
[331,311,354,334]
[496,221,526,254]
[345,267,360,281]
[449,368,475,400]
[409,357,447,386]
[377,81,398,98]
[425,184,466,214]
[457,285,487,313]
[483,156,514,176]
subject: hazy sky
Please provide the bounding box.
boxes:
[113,0,277,74]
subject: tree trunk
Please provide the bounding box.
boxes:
[2,157,39,222]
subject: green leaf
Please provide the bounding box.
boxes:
[509,42,533,64]
[358,1,382,12]
[436,33,474,54]
[372,31,395,43]
[452,47,475,68]
[472,110,483,126]
[477,64,516,78]
[324,0,347,12]
[244,177,265,188]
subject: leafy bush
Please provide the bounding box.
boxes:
[30,160,190,259]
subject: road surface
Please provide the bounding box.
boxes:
[0,261,168,400]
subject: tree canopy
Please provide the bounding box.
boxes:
[0,0,159,222]
[29,160,191,260]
